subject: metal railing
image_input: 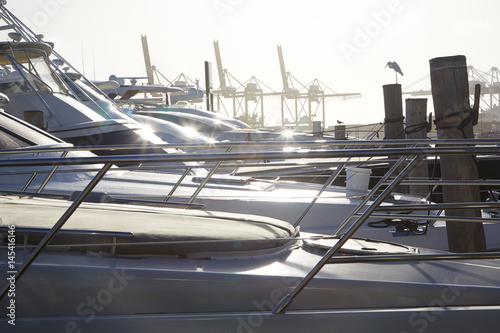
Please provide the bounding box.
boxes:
[1,138,500,304]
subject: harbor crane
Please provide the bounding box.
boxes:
[213,40,266,126]
[213,41,361,128]
[141,35,155,85]
[277,45,361,128]
[139,35,205,105]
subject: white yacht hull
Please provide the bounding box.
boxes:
[10,307,500,333]
[1,197,500,332]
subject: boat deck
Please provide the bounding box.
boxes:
[0,196,298,257]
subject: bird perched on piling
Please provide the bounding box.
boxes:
[385,61,403,83]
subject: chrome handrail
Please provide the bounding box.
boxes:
[2,145,500,168]
[0,163,113,299]
[36,150,68,193]
[272,154,426,314]
[1,138,500,305]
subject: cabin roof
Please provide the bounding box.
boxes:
[0,41,52,65]
[0,196,298,258]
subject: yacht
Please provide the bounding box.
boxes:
[0,109,452,248]
[0,41,172,156]
[3,109,500,251]
[1,148,499,332]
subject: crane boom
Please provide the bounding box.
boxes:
[277,45,289,91]
[141,35,154,85]
[213,40,227,88]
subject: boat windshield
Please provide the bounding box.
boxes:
[0,54,67,95]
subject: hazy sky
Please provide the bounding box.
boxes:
[3,0,500,126]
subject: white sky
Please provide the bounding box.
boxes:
[4,0,500,126]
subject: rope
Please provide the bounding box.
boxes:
[381,116,405,139]
[434,109,473,131]
[434,109,487,181]
[405,121,428,135]
[384,115,405,123]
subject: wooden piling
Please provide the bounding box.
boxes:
[204,61,214,111]
[383,84,406,192]
[405,98,429,196]
[334,125,346,140]
[429,55,486,253]
[383,84,405,140]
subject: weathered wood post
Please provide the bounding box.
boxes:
[383,84,406,192]
[383,84,405,140]
[334,124,346,149]
[405,98,429,196]
[429,55,486,252]
[204,61,213,111]
[334,125,346,140]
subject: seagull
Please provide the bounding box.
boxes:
[385,61,403,83]
[337,120,344,124]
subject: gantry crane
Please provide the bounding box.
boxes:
[140,35,205,105]
[277,45,361,128]
[213,41,361,128]
[213,40,266,126]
